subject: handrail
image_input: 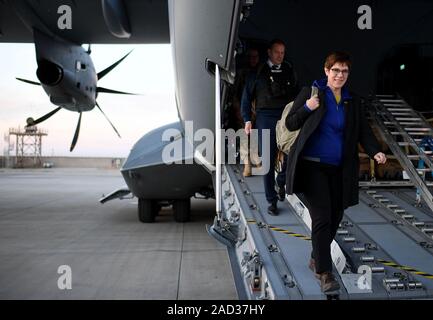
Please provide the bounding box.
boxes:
[215,64,222,219]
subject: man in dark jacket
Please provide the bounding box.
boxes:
[241,39,298,215]
[285,51,386,293]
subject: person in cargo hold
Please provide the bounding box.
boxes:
[241,39,298,216]
[284,51,387,293]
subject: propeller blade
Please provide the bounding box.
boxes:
[26,107,61,126]
[97,50,133,80]
[96,87,138,95]
[16,78,41,86]
[96,102,121,138]
[70,112,82,152]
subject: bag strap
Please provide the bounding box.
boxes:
[311,85,318,98]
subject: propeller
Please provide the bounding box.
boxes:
[70,112,82,152]
[26,107,61,127]
[18,49,136,152]
[16,78,41,86]
[96,102,121,138]
[97,50,133,80]
[96,87,137,95]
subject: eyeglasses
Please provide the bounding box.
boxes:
[330,68,350,76]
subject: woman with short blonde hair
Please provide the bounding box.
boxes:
[285,51,386,293]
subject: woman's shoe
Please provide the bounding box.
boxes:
[318,272,340,293]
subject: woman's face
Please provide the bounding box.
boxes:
[324,62,350,90]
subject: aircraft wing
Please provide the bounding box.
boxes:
[0,0,169,44]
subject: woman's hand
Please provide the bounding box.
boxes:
[244,121,252,135]
[306,95,320,111]
[374,152,387,164]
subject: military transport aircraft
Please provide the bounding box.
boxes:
[2,0,433,300]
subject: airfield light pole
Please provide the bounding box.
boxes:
[215,65,222,219]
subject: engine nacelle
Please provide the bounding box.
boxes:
[36,59,63,86]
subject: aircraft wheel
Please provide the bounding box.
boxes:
[173,198,191,222]
[138,198,158,223]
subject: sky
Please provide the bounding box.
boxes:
[0,43,178,157]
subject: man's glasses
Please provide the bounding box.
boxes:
[330,68,350,76]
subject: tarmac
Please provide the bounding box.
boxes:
[0,168,237,300]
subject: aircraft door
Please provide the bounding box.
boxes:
[168,0,242,141]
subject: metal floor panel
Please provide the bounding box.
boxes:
[243,177,326,298]
[220,165,433,299]
[271,228,324,299]
[226,166,344,299]
[357,223,433,288]
[252,192,304,226]
[345,202,388,224]
[398,190,433,220]
[379,191,433,222]
[243,175,268,193]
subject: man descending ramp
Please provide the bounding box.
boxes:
[241,39,298,216]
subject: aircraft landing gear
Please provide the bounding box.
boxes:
[138,198,191,223]
[173,198,191,222]
[138,198,159,223]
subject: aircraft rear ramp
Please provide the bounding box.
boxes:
[210,95,433,300]
[212,165,433,300]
